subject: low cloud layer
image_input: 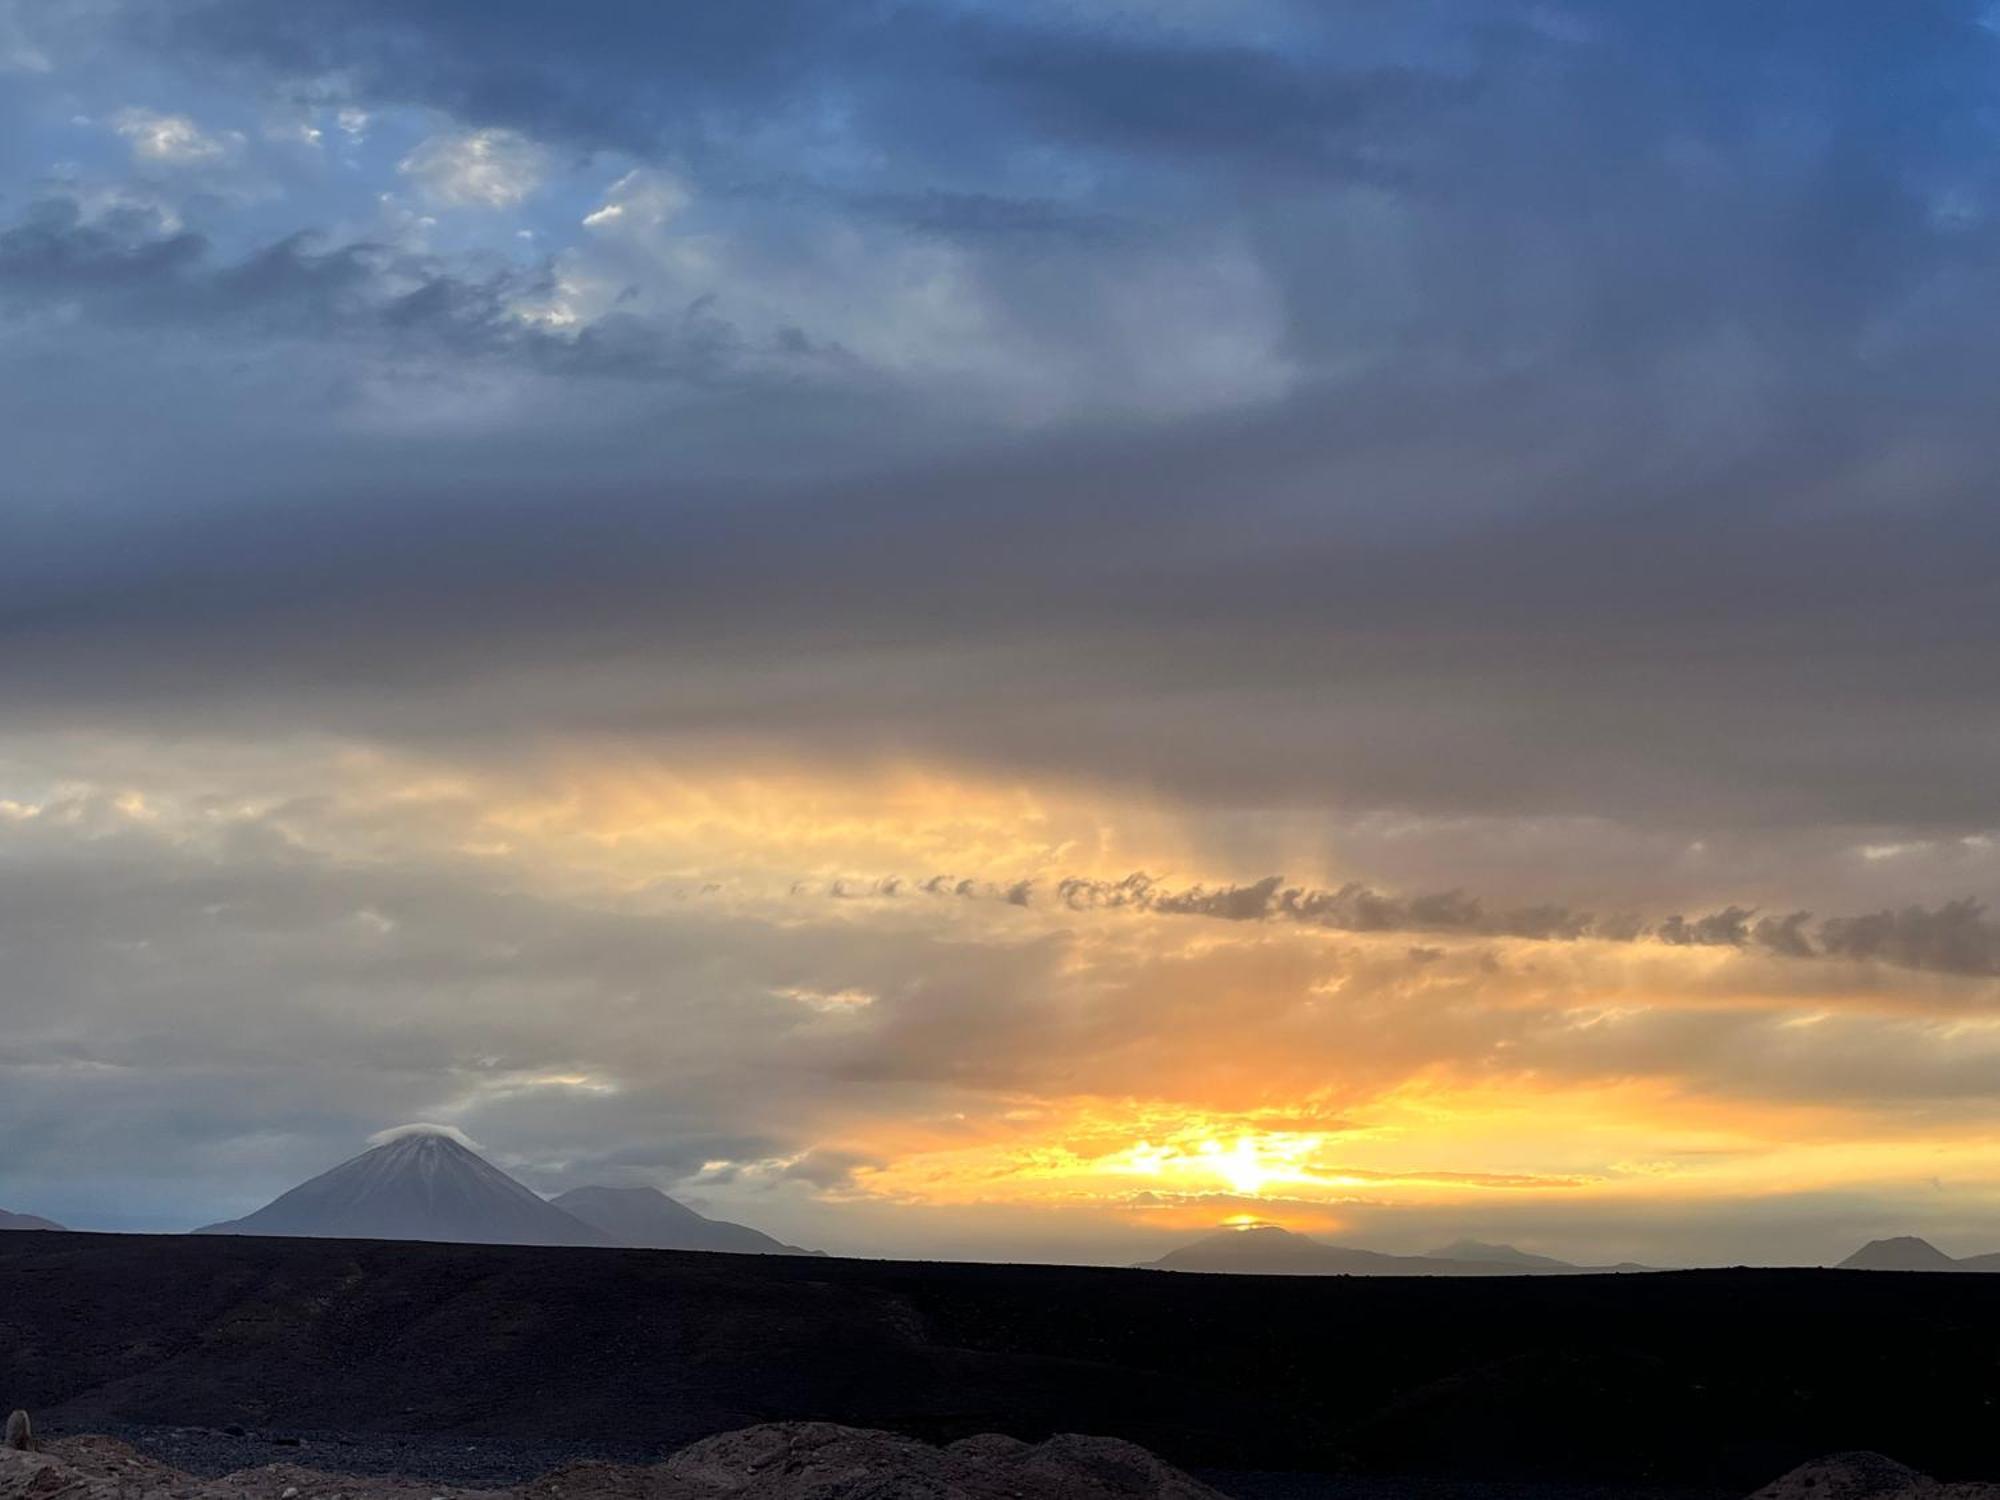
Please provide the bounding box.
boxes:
[824,872,2000,978]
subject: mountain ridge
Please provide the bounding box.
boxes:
[0,1208,64,1231]
[1142,1224,1648,1276]
[1424,1238,1576,1270]
[550,1184,813,1255]
[1144,1232,1624,1280]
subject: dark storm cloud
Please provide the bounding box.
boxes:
[0,195,772,382]
[6,0,2000,840]
[961,25,1450,177]
[147,0,1439,181]
[852,188,1124,243]
[150,0,872,160]
[1817,900,2000,976]
[4,384,2000,834]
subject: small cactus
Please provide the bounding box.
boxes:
[2,1410,35,1452]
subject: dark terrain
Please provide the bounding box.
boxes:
[3,1232,1998,1493]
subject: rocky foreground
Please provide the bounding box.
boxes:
[8,1427,2000,1500]
[1746,1454,2000,1500]
[0,1422,1224,1500]
[14,1234,2000,1484]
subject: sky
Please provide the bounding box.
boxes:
[4,0,2000,1268]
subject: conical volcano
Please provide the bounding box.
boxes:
[194,1128,608,1247]
[0,1208,63,1231]
[1837,1236,1961,1271]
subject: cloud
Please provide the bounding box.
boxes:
[581,168,688,232]
[826,871,2000,978]
[0,193,765,384]
[367,1122,482,1150]
[398,127,549,208]
[778,1148,885,1191]
[1657,907,1757,949]
[1818,900,2000,976]
[4,0,2000,1264]
[111,107,241,165]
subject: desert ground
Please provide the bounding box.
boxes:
[6,1232,2000,1498]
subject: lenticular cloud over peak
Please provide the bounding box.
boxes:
[367,1124,484,1152]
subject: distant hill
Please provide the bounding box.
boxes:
[0,1208,63,1231]
[1146,1225,1401,1274]
[550,1184,813,1255]
[1425,1238,1654,1273]
[1425,1238,1577,1270]
[1839,1236,1992,1271]
[1146,1226,1650,1276]
[193,1128,609,1247]
[1146,1225,1569,1276]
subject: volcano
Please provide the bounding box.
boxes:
[193,1128,608,1247]
[1838,1236,1967,1271]
[549,1184,811,1254]
[0,1208,63,1231]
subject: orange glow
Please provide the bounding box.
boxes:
[26,737,2000,1248]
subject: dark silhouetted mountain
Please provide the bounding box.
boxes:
[1425,1238,1576,1270]
[549,1184,812,1255]
[193,1129,609,1247]
[1148,1226,1651,1276]
[1145,1225,1557,1276]
[0,1208,63,1230]
[1835,1236,2000,1271]
[1425,1238,1654,1273]
[1838,1237,1964,1272]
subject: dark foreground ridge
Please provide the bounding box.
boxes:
[0,1423,1228,1500]
[6,1433,1992,1500]
[4,1233,2000,1489]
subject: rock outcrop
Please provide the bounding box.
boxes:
[1749,1452,2000,1500]
[652,1421,1224,1498]
[11,1432,2000,1500]
[549,1186,811,1256]
[0,1423,1225,1500]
